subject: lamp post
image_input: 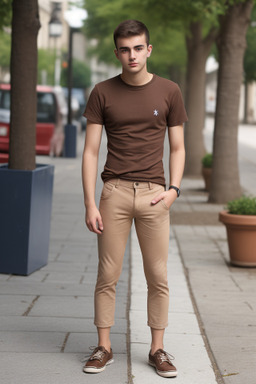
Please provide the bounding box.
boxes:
[63,7,87,158]
[48,1,63,86]
[62,26,78,158]
[67,27,80,125]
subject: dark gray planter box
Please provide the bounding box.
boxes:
[0,164,54,275]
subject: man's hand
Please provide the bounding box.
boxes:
[85,205,104,234]
[151,189,177,209]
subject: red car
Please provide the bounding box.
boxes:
[0,84,66,162]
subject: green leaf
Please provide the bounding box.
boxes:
[0,0,12,30]
[227,196,256,215]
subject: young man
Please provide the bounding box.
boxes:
[82,20,187,378]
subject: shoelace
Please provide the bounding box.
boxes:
[89,347,106,362]
[157,350,175,365]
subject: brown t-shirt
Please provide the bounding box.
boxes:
[84,74,188,186]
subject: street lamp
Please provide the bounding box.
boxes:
[48,18,62,38]
[48,2,62,37]
[63,7,87,158]
[64,7,87,124]
[48,1,63,86]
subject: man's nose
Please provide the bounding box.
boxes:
[129,49,136,60]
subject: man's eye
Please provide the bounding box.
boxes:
[136,47,143,51]
[120,49,128,53]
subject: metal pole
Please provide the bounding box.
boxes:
[67,27,73,125]
[64,27,77,158]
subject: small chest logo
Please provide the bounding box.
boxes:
[153,109,159,116]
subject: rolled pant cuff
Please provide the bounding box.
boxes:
[148,321,168,329]
[94,321,115,328]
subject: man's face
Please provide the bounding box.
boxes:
[114,34,152,75]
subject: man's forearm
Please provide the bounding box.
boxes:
[169,147,185,188]
[82,151,99,208]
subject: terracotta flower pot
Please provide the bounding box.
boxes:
[219,210,256,267]
[202,167,212,192]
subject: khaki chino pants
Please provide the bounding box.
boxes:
[95,179,170,329]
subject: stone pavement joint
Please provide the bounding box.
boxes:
[60,332,70,353]
[22,295,40,316]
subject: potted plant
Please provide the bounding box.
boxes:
[219,196,256,267]
[0,0,54,275]
[201,153,212,192]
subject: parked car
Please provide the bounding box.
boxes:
[0,84,67,162]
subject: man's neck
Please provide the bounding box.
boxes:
[121,70,153,86]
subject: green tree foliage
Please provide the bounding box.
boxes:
[0,0,12,30]
[244,5,256,82]
[61,58,91,88]
[84,0,225,34]
[147,26,186,81]
[37,49,55,85]
[0,30,11,70]
[0,0,12,76]
[83,0,187,79]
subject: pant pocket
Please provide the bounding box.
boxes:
[100,181,115,200]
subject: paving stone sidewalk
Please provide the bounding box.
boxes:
[0,122,256,384]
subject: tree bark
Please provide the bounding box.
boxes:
[184,22,217,176]
[209,0,253,203]
[9,0,41,170]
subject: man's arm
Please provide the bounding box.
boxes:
[151,124,185,208]
[82,120,103,234]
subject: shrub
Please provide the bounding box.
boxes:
[227,196,256,215]
[202,153,213,168]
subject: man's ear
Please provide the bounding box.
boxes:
[147,44,153,58]
[114,49,119,60]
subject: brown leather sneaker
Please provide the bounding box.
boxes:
[148,349,178,378]
[83,346,114,373]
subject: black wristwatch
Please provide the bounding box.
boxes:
[168,185,180,197]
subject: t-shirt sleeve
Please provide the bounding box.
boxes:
[167,85,188,127]
[83,85,104,125]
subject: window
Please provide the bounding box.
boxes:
[37,92,56,123]
[0,90,11,110]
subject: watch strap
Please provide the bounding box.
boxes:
[168,185,180,197]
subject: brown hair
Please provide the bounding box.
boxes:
[113,19,150,48]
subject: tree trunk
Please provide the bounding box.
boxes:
[209,0,253,203]
[184,22,217,176]
[9,0,41,170]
